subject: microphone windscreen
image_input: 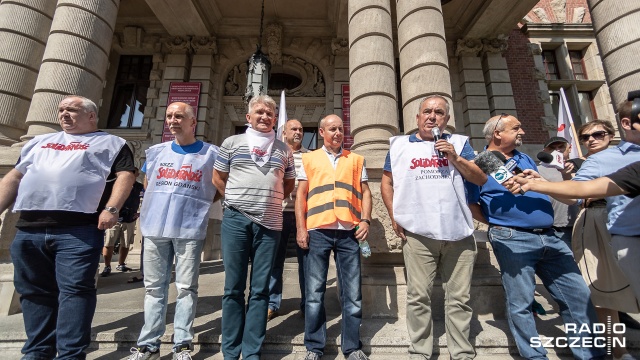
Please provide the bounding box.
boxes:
[431,127,441,137]
[475,151,504,175]
[537,151,554,164]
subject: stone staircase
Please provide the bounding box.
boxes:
[1,241,639,359]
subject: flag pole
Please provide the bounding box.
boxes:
[569,120,583,158]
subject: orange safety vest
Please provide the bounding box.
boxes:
[301,149,364,229]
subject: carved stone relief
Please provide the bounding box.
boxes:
[482,35,509,54]
[550,0,566,23]
[331,38,349,56]
[224,55,325,97]
[527,43,542,56]
[164,36,192,54]
[573,7,586,23]
[265,23,282,65]
[533,8,551,23]
[455,38,483,57]
[191,36,218,55]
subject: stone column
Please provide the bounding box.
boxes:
[481,37,517,118]
[587,0,640,106]
[455,39,491,150]
[348,0,398,164]
[18,0,120,143]
[0,0,56,145]
[396,0,452,133]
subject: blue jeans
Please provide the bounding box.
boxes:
[305,229,362,356]
[268,211,305,312]
[488,226,606,360]
[10,225,103,360]
[136,236,204,352]
[221,207,279,360]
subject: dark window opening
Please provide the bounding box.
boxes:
[269,73,302,91]
[107,55,152,128]
[542,50,559,80]
[569,50,588,80]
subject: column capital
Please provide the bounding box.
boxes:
[164,36,192,54]
[482,34,510,55]
[331,38,349,56]
[455,38,483,57]
[191,36,217,55]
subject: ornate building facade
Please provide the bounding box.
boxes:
[0,0,639,317]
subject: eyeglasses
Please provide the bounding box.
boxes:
[493,113,509,133]
[578,130,608,142]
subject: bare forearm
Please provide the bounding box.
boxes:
[295,181,308,232]
[529,178,625,199]
[361,182,372,220]
[283,178,295,198]
[213,170,228,197]
[107,171,136,209]
[468,203,488,224]
[0,169,22,214]
[380,172,395,220]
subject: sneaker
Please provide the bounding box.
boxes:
[116,263,132,272]
[100,266,111,277]
[172,344,192,360]
[123,346,159,360]
[347,350,369,360]
[267,308,279,321]
[304,351,320,360]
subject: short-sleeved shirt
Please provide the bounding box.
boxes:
[215,133,296,230]
[573,141,640,236]
[17,143,135,227]
[606,161,640,198]
[466,150,554,228]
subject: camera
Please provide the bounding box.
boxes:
[627,90,640,125]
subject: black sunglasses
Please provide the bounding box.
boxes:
[578,130,608,142]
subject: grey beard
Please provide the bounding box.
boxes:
[515,138,523,147]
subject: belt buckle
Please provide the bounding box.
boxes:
[531,228,545,233]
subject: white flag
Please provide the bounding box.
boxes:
[276,90,287,141]
[558,88,580,159]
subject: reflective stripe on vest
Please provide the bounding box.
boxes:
[302,149,363,229]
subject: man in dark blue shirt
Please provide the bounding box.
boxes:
[467,114,604,360]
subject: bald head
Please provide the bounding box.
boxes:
[319,115,344,151]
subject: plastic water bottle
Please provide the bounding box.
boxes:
[359,240,371,258]
[355,225,371,258]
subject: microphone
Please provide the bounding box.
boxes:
[475,151,514,185]
[491,151,524,174]
[431,127,445,158]
[537,151,564,170]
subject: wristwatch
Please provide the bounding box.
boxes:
[359,219,371,225]
[104,206,118,214]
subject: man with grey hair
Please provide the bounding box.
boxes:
[213,94,296,359]
[380,95,485,360]
[0,95,136,359]
[466,114,604,360]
